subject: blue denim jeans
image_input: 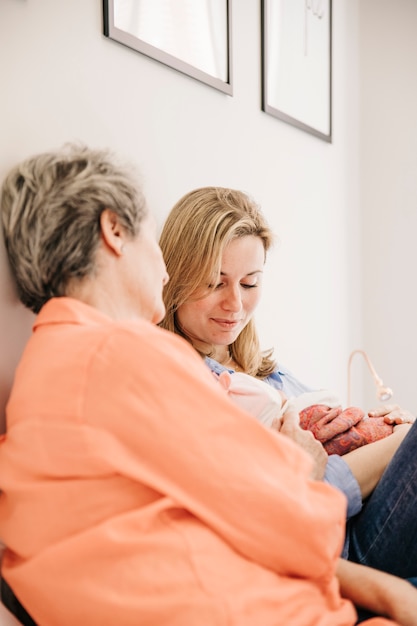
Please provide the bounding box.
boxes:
[346,420,417,578]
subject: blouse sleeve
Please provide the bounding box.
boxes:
[325,455,362,518]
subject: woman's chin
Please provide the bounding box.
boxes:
[151,304,166,325]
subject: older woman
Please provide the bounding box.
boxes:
[159,186,417,582]
[0,145,415,626]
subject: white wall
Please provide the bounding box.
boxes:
[360,0,417,412]
[0,0,362,430]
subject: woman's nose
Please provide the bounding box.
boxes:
[222,285,242,311]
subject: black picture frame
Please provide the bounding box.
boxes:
[262,0,332,142]
[103,0,233,96]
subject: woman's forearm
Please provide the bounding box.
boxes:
[336,558,417,625]
[342,424,411,499]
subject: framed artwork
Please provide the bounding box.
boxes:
[103,0,233,95]
[262,0,332,142]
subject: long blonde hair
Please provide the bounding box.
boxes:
[159,187,276,378]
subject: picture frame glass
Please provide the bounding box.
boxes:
[262,0,332,142]
[103,0,232,95]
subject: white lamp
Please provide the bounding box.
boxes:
[347,349,393,405]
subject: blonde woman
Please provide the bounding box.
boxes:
[159,186,417,588]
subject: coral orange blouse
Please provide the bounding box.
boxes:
[0,298,394,625]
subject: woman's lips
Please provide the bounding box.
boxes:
[211,318,242,329]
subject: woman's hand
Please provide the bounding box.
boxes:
[368,404,416,425]
[336,558,417,625]
[276,410,328,481]
[343,424,411,499]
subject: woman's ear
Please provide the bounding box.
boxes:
[100,209,125,256]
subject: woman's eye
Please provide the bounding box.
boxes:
[207,281,257,290]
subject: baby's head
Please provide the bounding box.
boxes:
[217,370,287,429]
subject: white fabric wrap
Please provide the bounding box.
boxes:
[218,370,341,429]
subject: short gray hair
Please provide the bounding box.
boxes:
[0,143,147,313]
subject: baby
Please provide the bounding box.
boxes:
[217,370,393,455]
